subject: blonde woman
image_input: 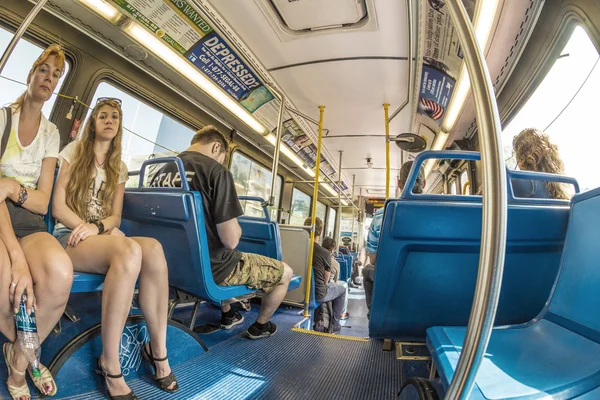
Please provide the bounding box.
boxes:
[512,128,570,200]
[52,99,178,399]
[0,44,72,400]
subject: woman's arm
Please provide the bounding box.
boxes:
[0,203,35,313]
[0,158,57,215]
[62,180,126,247]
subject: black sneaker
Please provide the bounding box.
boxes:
[220,310,244,329]
[246,321,278,339]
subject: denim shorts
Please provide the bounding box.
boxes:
[53,227,72,249]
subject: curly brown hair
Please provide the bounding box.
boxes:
[512,128,569,200]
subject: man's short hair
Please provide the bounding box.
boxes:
[322,237,336,251]
[190,125,229,153]
[304,217,323,237]
[399,161,425,194]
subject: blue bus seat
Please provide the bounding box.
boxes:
[342,254,353,283]
[427,186,600,399]
[121,158,301,304]
[370,151,580,340]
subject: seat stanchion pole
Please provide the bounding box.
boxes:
[384,104,391,199]
[443,1,507,399]
[303,106,325,318]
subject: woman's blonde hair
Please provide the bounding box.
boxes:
[65,99,123,220]
[12,44,66,112]
[513,128,569,200]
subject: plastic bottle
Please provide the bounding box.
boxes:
[14,295,41,378]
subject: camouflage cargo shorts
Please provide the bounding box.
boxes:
[219,253,285,294]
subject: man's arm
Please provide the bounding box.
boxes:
[216,218,242,250]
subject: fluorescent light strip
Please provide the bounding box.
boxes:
[77,0,120,21]
[441,0,500,133]
[124,24,266,134]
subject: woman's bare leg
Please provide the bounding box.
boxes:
[130,237,174,389]
[66,236,141,397]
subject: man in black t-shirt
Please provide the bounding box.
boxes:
[151,126,292,339]
[303,217,346,333]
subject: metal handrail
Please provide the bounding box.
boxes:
[388,0,414,123]
[0,0,49,75]
[444,1,507,399]
[265,84,286,208]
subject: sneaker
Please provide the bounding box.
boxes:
[246,321,278,339]
[220,310,244,329]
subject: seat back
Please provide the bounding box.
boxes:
[546,187,600,342]
[237,197,282,261]
[370,151,580,340]
[121,158,255,303]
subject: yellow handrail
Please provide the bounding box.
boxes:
[303,106,325,317]
[384,103,390,199]
[463,181,471,195]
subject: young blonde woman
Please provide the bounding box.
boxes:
[52,99,178,399]
[512,128,570,200]
[0,44,73,400]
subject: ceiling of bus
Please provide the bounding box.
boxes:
[209,0,411,196]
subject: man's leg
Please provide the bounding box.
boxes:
[362,264,376,318]
[318,282,346,332]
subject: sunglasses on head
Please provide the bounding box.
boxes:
[96,97,122,106]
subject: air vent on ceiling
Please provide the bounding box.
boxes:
[270,0,367,31]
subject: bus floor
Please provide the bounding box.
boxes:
[0,291,432,399]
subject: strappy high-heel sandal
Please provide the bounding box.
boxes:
[28,362,57,396]
[3,342,31,400]
[142,342,179,393]
[94,359,138,400]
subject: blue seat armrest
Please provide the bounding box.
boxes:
[288,274,302,291]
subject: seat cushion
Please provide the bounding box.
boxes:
[427,320,600,399]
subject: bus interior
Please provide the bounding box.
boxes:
[0,0,599,399]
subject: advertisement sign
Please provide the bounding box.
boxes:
[417,65,455,124]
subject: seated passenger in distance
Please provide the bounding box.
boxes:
[0,44,73,400]
[303,218,347,333]
[362,161,425,318]
[511,128,570,200]
[52,99,178,399]
[321,237,349,320]
[151,126,293,339]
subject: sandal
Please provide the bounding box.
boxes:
[27,363,57,396]
[142,342,179,393]
[3,342,31,400]
[94,359,138,400]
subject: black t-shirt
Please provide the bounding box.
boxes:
[312,242,331,301]
[150,151,244,284]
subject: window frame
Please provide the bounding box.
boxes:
[229,149,284,221]
[289,186,313,226]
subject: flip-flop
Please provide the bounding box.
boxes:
[3,342,31,400]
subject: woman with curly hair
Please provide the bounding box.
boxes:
[512,128,569,200]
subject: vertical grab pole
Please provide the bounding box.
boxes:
[266,86,286,207]
[0,0,49,74]
[384,104,391,199]
[350,174,356,250]
[303,106,326,318]
[444,0,507,399]
[336,151,343,254]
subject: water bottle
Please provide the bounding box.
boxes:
[14,295,41,378]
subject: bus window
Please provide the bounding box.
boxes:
[231,151,282,220]
[316,201,327,230]
[289,188,311,226]
[326,207,337,238]
[502,26,599,191]
[460,170,470,194]
[86,81,193,171]
[450,179,457,195]
[0,28,70,116]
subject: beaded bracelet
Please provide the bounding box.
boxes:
[16,184,27,206]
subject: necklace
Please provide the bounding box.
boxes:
[95,157,106,167]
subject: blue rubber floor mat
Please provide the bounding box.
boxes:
[59,328,403,400]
